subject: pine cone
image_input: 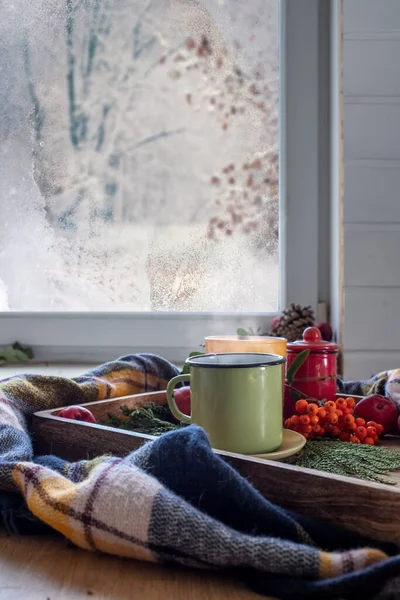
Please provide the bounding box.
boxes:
[269,303,315,341]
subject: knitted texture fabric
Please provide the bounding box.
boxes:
[339,368,400,411]
[0,356,400,599]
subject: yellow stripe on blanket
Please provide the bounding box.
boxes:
[101,369,169,397]
[12,464,80,542]
[319,548,388,579]
[12,458,163,562]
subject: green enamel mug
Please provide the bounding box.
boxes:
[166,353,285,454]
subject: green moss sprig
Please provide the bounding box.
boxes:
[106,404,180,436]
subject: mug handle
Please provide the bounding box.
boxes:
[166,374,192,424]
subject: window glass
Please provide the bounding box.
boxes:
[0,0,278,311]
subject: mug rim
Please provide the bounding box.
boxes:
[185,352,286,368]
[204,335,287,342]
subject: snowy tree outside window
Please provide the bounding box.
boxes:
[0,0,279,312]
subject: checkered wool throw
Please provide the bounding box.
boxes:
[0,354,400,600]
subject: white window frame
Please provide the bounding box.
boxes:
[0,0,331,364]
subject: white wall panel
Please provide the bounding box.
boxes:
[343,40,400,96]
[343,287,400,352]
[344,225,400,287]
[344,0,400,33]
[342,1,400,379]
[344,351,400,380]
[344,104,400,160]
[344,163,400,223]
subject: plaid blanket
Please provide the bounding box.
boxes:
[339,368,400,410]
[1,355,400,600]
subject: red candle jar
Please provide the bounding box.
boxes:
[286,327,338,401]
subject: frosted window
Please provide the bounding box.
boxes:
[0,0,278,311]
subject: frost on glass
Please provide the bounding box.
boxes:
[0,0,279,311]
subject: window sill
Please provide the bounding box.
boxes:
[0,363,98,379]
[0,359,185,379]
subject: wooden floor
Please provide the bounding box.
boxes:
[0,532,267,600]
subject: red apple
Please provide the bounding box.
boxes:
[271,314,282,329]
[283,383,304,421]
[57,405,97,423]
[354,394,398,434]
[317,322,333,342]
[174,386,191,417]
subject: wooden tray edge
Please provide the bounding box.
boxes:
[32,393,400,543]
[34,390,167,418]
[33,393,400,496]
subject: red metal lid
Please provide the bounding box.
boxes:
[287,327,339,352]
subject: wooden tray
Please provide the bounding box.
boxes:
[32,392,400,545]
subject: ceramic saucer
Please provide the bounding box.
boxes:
[252,429,306,461]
